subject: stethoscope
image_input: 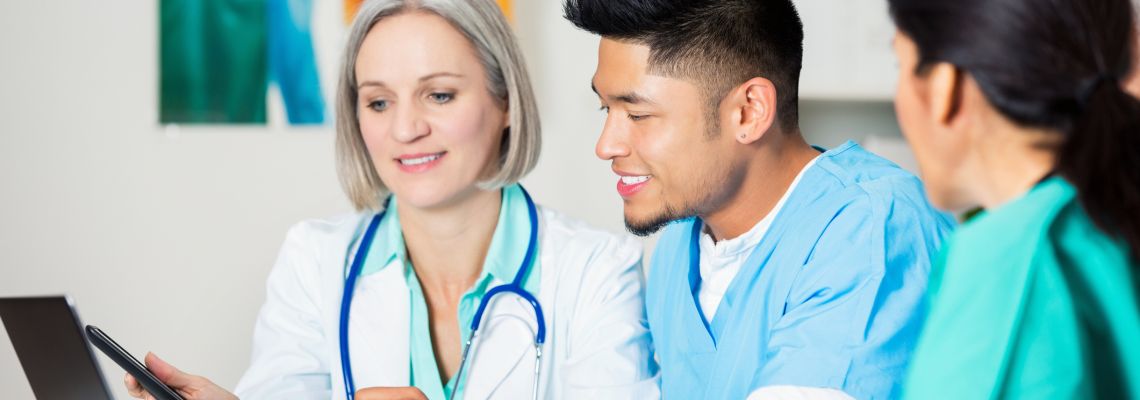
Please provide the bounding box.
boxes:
[338,186,547,400]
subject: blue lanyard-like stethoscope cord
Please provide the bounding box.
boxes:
[338,187,546,400]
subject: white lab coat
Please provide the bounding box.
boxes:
[233,206,660,399]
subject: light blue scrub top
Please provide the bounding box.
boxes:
[359,184,540,400]
[646,141,955,399]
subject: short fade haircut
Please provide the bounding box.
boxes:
[564,0,804,133]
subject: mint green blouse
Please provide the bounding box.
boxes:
[359,185,541,400]
[904,177,1140,398]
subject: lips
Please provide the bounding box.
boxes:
[616,174,652,198]
[395,152,446,173]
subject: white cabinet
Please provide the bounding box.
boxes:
[793,0,898,101]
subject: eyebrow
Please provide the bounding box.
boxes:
[358,72,465,89]
[591,82,656,106]
[419,72,463,81]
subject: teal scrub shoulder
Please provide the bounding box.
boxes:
[905,178,1140,399]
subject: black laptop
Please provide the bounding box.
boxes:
[0,296,114,400]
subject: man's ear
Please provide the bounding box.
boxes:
[726,77,778,144]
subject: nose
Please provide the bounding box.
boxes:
[595,114,631,161]
[391,103,430,143]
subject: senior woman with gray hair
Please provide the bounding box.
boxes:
[124,0,658,399]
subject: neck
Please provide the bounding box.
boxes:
[968,123,1056,210]
[398,188,502,298]
[701,133,819,242]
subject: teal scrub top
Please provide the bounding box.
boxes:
[904,177,1140,399]
[647,142,956,399]
[359,185,540,400]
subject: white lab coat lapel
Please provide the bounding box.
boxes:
[320,215,370,400]
[324,213,412,395]
[347,261,411,389]
[461,282,541,399]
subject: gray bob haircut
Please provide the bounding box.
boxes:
[336,0,541,211]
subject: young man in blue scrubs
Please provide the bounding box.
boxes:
[564,0,955,398]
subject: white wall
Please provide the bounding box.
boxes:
[0,1,900,399]
[795,0,897,100]
[0,1,346,398]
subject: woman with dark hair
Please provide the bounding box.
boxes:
[888,0,1140,397]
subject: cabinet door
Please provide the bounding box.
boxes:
[793,0,898,101]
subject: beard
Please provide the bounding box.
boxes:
[624,202,693,236]
[623,158,746,237]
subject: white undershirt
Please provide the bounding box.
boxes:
[697,155,819,320]
[696,155,852,400]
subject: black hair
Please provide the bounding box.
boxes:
[564,0,804,133]
[891,0,1140,263]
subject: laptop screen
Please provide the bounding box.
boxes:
[0,296,113,400]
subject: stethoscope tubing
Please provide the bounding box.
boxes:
[339,187,545,400]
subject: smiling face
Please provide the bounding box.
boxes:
[354,11,509,210]
[592,39,746,235]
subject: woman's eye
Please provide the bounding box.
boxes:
[599,105,610,114]
[628,113,648,121]
[368,100,388,112]
[429,92,454,104]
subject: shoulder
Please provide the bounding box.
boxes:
[539,206,642,261]
[537,205,643,280]
[805,143,953,253]
[932,186,1071,307]
[815,142,945,219]
[1050,196,1134,268]
[272,212,374,277]
[908,186,1091,397]
[791,145,951,285]
[284,212,371,240]
[814,141,916,185]
[946,183,1073,270]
